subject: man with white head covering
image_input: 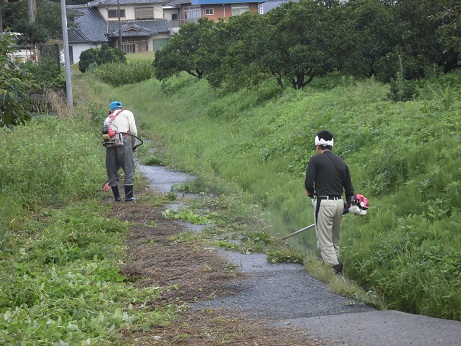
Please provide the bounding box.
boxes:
[304,130,355,274]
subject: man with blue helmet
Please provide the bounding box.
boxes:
[103,101,138,202]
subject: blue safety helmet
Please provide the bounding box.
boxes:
[110,101,123,110]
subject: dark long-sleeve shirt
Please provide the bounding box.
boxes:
[305,151,354,200]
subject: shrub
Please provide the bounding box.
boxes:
[79,44,126,73]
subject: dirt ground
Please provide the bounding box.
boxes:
[107,189,328,345]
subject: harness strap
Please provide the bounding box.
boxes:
[108,109,123,123]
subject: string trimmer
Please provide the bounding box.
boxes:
[282,194,369,240]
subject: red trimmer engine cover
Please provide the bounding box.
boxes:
[354,194,369,210]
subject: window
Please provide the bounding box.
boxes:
[231,5,249,16]
[184,6,201,19]
[108,9,126,18]
[205,8,214,15]
[172,13,178,20]
[154,38,169,51]
[122,43,136,54]
[135,7,154,19]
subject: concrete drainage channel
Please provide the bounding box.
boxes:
[136,162,461,346]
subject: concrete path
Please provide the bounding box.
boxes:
[137,162,461,346]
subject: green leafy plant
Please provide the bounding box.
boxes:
[141,154,166,166]
[169,231,201,244]
[387,56,418,102]
[79,44,126,73]
[214,239,239,251]
[267,248,303,263]
[427,83,456,111]
[0,32,35,127]
[162,207,214,225]
[0,199,174,344]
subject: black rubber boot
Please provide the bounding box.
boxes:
[332,261,343,275]
[111,185,121,202]
[125,184,136,202]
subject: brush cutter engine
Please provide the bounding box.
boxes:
[102,124,124,148]
[345,194,369,216]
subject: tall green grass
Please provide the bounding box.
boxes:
[73,68,461,320]
[0,116,105,228]
[94,61,154,87]
[0,113,174,343]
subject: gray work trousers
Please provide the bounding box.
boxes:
[314,198,344,266]
[105,137,135,187]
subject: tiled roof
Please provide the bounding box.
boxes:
[67,5,171,43]
[163,0,191,5]
[191,0,260,3]
[67,5,108,43]
[87,0,164,7]
[107,19,171,37]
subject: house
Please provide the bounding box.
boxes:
[257,0,294,14]
[165,0,259,26]
[67,0,171,64]
[66,0,281,64]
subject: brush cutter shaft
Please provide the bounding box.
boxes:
[282,224,315,240]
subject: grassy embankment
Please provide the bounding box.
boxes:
[0,55,459,343]
[77,62,461,321]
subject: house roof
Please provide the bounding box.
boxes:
[191,0,260,4]
[67,4,171,44]
[67,5,108,43]
[107,19,171,37]
[86,0,164,7]
[163,0,191,6]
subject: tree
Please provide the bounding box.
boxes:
[339,0,460,82]
[210,12,271,90]
[2,0,66,44]
[153,18,215,81]
[264,0,345,89]
[430,0,461,69]
[341,0,398,79]
[0,32,35,127]
[377,0,460,81]
[437,1,461,66]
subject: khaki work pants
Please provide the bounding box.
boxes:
[314,198,344,266]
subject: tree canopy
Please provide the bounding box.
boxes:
[153,18,215,81]
[153,0,461,90]
[2,0,70,44]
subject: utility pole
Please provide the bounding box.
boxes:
[60,0,73,107]
[117,0,122,49]
[0,0,4,31]
[28,0,36,22]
